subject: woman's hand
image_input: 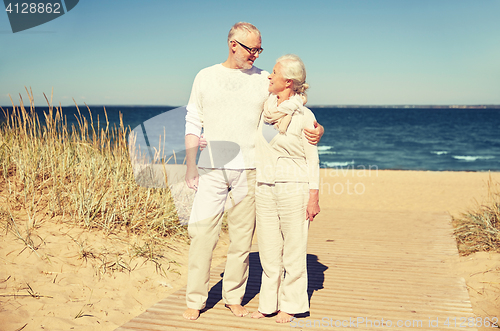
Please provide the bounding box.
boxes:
[303,121,324,145]
[199,134,207,151]
[306,189,320,221]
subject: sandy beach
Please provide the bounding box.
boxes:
[1,170,499,330]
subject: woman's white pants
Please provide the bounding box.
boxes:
[255,182,310,314]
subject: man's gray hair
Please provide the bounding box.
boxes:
[277,54,309,95]
[227,22,261,44]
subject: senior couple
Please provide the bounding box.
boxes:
[183,22,322,323]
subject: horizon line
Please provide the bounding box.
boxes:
[2,104,500,109]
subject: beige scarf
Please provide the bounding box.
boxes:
[263,94,303,134]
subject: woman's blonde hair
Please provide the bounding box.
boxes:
[277,54,309,95]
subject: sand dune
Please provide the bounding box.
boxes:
[1,170,499,330]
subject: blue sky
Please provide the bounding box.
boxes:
[1,0,499,106]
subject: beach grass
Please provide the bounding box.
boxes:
[0,89,187,272]
[453,174,500,255]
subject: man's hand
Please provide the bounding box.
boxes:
[185,134,200,190]
[304,121,324,145]
[185,164,199,190]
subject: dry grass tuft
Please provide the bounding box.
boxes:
[0,89,187,254]
[453,173,500,256]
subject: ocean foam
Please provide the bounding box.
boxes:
[318,145,336,155]
[452,155,495,162]
[321,160,355,167]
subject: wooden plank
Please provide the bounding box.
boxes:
[116,210,478,331]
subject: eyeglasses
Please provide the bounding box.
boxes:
[233,40,263,55]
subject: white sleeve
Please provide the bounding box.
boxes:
[185,73,203,137]
[302,109,320,190]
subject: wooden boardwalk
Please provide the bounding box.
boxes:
[116,209,477,330]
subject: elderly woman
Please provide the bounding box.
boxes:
[252,54,320,323]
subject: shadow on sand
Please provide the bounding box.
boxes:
[201,252,328,317]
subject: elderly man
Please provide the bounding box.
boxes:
[183,22,323,320]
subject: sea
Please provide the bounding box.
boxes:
[2,105,500,172]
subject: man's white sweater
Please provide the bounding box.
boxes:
[185,64,269,169]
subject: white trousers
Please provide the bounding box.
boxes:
[186,168,256,310]
[255,182,310,314]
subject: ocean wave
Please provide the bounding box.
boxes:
[452,155,495,162]
[318,145,336,155]
[431,151,448,155]
[321,160,355,167]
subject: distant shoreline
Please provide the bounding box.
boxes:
[2,105,500,110]
[311,105,500,109]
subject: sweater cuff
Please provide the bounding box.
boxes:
[185,121,201,137]
[309,182,319,190]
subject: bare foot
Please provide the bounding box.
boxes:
[276,311,294,323]
[225,304,248,317]
[251,311,267,319]
[183,308,200,320]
